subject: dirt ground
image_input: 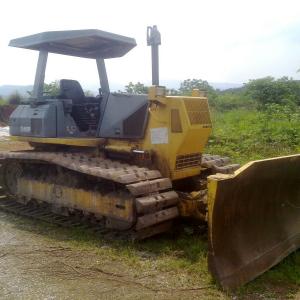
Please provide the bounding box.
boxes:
[0,139,300,299]
[0,211,215,300]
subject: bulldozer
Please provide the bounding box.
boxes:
[0,26,299,289]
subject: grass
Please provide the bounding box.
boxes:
[6,210,300,299]
[1,104,300,299]
[206,105,300,164]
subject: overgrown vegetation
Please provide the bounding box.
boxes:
[208,77,300,163]
[206,104,300,164]
[0,95,6,105]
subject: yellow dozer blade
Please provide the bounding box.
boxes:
[207,154,300,289]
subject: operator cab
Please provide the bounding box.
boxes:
[58,79,101,132]
[9,29,148,139]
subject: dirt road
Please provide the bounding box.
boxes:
[0,211,221,300]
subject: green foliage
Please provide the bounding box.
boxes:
[122,77,300,115]
[206,104,300,164]
[178,79,214,95]
[0,95,6,106]
[43,80,60,96]
[31,81,95,98]
[178,79,217,102]
[27,81,60,98]
[210,91,255,111]
[8,91,22,104]
[125,82,148,94]
[245,76,300,108]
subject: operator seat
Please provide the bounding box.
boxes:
[59,79,101,133]
[59,79,85,104]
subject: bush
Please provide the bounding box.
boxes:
[245,76,300,108]
[205,104,300,164]
[209,93,255,111]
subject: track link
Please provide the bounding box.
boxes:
[0,150,179,239]
[0,188,174,240]
[201,154,240,174]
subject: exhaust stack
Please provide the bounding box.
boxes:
[147,25,161,86]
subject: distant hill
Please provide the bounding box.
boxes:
[0,85,32,97]
[210,82,243,91]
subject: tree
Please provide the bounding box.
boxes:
[26,80,60,98]
[125,82,148,94]
[245,76,300,107]
[43,80,60,96]
[178,79,215,96]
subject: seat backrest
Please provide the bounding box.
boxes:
[59,79,85,103]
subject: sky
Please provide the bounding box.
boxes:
[1,0,300,91]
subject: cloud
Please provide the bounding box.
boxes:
[1,0,300,86]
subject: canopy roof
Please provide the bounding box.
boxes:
[9,29,137,59]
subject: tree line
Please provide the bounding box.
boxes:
[124,77,300,111]
[1,76,300,111]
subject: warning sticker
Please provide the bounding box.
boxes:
[150,127,168,144]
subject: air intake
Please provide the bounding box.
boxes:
[175,153,202,170]
[184,99,211,125]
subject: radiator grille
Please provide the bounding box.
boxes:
[175,153,202,170]
[184,99,211,125]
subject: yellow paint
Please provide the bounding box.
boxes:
[104,144,132,153]
[10,136,106,147]
[207,177,218,245]
[108,86,212,180]
[18,178,134,222]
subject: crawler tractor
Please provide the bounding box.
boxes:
[1,26,299,289]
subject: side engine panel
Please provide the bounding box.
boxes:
[9,100,80,138]
[9,103,57,137]
[99,93,148,139]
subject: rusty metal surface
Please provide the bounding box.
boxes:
[126,178,172,196]
[135,207,179,230]
[0,151,161,184]
[0,150,179,237]
[202,154,240,174]
[18,178,135,224]
[136,191,179,214]
[207,154,300,289]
